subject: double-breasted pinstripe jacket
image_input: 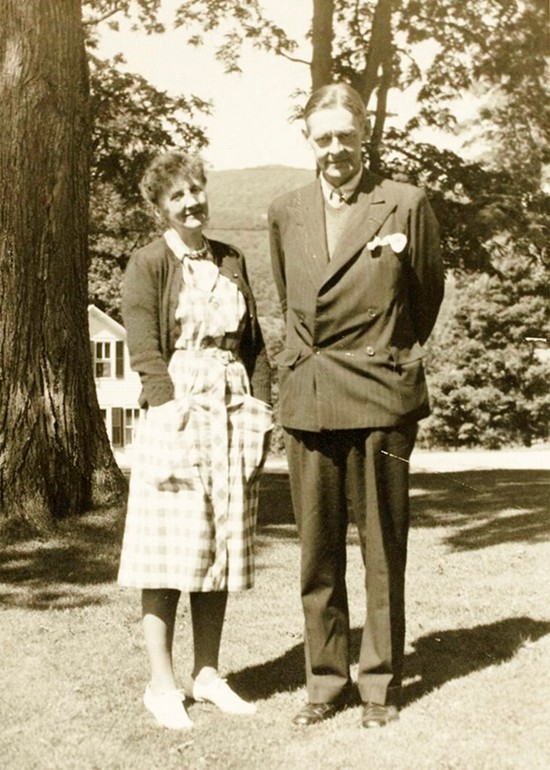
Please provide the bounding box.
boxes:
[268,169,445,432]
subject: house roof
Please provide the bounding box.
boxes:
[88,304,126,339]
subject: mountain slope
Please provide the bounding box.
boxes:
[206,165,314,230]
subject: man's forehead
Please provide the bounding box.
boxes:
[305,106,364,135]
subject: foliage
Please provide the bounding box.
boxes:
[83,0,165,33]
[173,0,301,73]
[170,0,549,249]
[87,52,211,318]
[420,251,550,449]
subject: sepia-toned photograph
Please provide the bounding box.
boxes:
[1,1,549,768]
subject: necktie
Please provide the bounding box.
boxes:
[329,188,347,208]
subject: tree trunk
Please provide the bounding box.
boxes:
[0,0,126,532]
[351,0,394,109]
[311,0,334,90]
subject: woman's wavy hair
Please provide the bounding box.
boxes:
[139,151,207,210]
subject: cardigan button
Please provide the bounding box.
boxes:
[366,346,375,356]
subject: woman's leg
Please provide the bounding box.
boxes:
[189,590,228,678]
[142,588,181,692]
[188,590,255,713]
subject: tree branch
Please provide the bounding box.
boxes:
[277,51,311,67]
[83,5,125,26]
[353,0,393,107]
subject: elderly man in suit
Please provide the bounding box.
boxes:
[268,82,444,728]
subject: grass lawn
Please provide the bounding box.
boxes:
[1,463,549,769]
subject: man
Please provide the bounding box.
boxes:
[268,83,444,729]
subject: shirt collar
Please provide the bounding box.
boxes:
[320,167,363,206]
[163,228,209,261]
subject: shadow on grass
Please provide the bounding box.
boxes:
[400,616,550,706]
[229,616,550,705]
[259,469,550,550]
[1,467,546,610]
[410,469,549,550]
[0,507,125,611]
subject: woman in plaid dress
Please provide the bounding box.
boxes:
[118,151,272,730]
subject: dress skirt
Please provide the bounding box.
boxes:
[118,348,272,592]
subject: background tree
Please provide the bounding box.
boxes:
[0,0,126,531]
[421,248,550,448]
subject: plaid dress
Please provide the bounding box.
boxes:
[118,236,272,592]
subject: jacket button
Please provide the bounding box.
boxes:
[366,346,375,356]
[367,308,377,318]
[313,346,320,354]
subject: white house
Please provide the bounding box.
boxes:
[88,304,143,451]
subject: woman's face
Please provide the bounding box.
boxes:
[157,173,209,238]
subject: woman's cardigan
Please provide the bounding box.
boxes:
[121,236,272,408]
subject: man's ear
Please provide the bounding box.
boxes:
[363,117,372,142]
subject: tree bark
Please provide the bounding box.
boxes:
[0,0,126,532]
[311,0,334,90]
[351,0,394,109]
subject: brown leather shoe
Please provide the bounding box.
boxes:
[361,702,399,728]
[292,702,337,726]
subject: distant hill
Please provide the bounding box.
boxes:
[206,165,314,231]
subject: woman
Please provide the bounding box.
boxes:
[118,151,272,730]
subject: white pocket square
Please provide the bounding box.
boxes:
[367,232,407,254]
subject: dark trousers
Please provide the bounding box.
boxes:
[284,423,417,705]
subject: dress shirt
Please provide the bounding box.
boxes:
[320,168,363,209]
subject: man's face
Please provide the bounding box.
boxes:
[304,106,365,187]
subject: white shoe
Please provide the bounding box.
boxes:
[143,684,193,730]
[191,668,257,715]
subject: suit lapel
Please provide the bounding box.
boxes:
[297,181,330,287]
[323,171,396,283]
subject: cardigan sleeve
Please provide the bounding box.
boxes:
[234,251,272,406]
[121,246,175,408]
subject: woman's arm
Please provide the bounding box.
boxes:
[122,246,175,408]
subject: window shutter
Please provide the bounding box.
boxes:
[112,408,123,447]
[116,340,124,378]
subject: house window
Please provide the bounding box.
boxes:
[93,340,125,379]
[124,408,141,446]
[95,341,112,378]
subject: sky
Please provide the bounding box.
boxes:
[97,2,316,170]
